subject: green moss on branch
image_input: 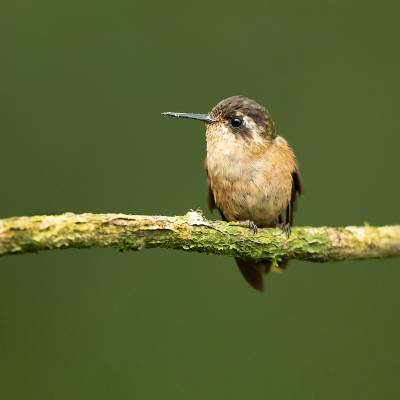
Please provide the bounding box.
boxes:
[0,211,399,262]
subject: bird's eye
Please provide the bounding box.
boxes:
[230,117,243,128]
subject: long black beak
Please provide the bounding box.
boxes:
[161,112,214,123]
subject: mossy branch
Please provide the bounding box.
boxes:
[0,211,399,262]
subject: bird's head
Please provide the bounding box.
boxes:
[162,96,276,144]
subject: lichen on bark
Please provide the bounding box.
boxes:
[1,211,399,263]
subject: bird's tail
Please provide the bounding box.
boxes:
[235,258,289,291]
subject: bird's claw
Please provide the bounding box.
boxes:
[239,220,258,234]
[276,222,291,237]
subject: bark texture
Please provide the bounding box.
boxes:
[0,211,399,262]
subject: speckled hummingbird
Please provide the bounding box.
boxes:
[162,96,303,291]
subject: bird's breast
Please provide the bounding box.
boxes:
[206,133,258,181]
[206,136,295,226]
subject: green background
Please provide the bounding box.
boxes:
[1,0,400,398]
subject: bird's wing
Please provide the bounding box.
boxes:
[286,166,303,226]
[204,158,229,222]
[204,158,217,212]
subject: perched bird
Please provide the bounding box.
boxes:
[162,96,302,291]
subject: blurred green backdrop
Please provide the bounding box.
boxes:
[1,0,400,399]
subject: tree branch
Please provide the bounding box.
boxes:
[0,211,399,262]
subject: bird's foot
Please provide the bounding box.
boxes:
[275,221,291,237]
[239,220,258,234]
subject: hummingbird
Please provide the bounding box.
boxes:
[162,96,303,291]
